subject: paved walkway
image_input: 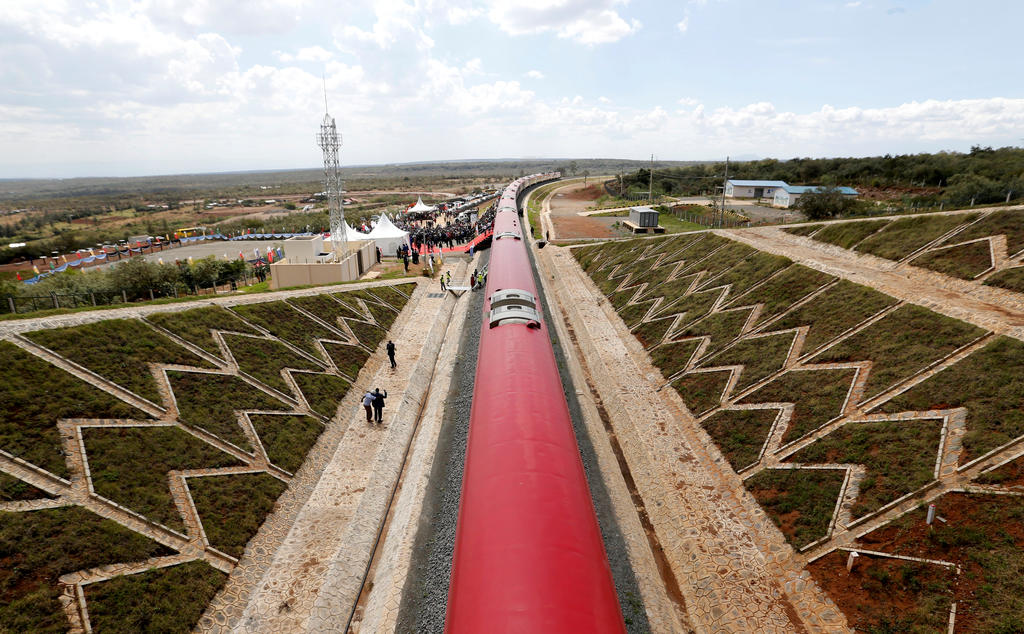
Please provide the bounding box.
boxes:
[541,244,848,632]
[205,262,466,632]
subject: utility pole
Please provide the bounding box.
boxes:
[719,156,729,228]
[648,154,654,202]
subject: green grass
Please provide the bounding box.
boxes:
[782,224,823,237]
[855,492,1024,633]
[321,342,371,380]
[343,289,401,330]
[249,414,324,474]
[879,336,1024,463]
[658,215,706,233]
[0,341,149,477]
[671,370,731,416]
[739,368,857,445]
[167,371,287,450]
[812,219,891,249]
[700,332,796,392]
[223,334,324,394]
[0,506,173,633]
[364,283,416,310]
[680,241,755,281]
[25,319,214,404]
[856,213,978,261]
[787,418,942,518]
[292,372,352,419]
[0,472,53,502]
[772,279,898,355]
[649,339,701,379]
[673,308,753,356]
[633,315,677,348]
[617,298,657,328]
[189,472,287,558]
[984,266,1024,294]
[700,409,777,471]
[289,293,365,330]
[745,468,845,548]
[909,239,994,279]
[84,560,227,634]
[84,426,241,531]
[975,454,1024,486]
[696,251,792,298]
[725,264,835,326]
[345,318,388,350]
[230,301,342,358]
[146,305,259,357]
[939,208,1024,255]
[811,304,986,401]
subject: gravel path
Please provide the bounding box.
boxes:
[396,252,488,633]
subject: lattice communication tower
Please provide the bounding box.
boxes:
[317,110,346,259]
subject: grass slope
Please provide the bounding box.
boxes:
[745,468,845,549]
[167,371,287,450]
[189,472,287,558]
[812,220,891,249]
[292,372,352,419]
[25,319,214,404]
[740,368,856,445]
[787,418,942,518]
[84,560,227,634]
[146,306,259,358]
[0,341,148,477]
[700,409,777,471]
[856,213,978,261]
[0,506,172,633]
[879,336,1024,463]
[84,426,241,531]
[772,280,897,355]
[910,239,993,279]
[810,304,985,400]
[223,334,324,394]
[249,414,324,474]
[230,301,341,358]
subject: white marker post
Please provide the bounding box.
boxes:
[927,504,936,525]
[846,551,858,572]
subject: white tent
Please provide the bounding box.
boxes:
[365,214,411,255]
[324,221,369,244]
[407,196,435,214]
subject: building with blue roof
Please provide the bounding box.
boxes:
[725,180,789,199]
[773,184,859,208]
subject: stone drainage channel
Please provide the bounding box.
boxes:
[344,247,655,633]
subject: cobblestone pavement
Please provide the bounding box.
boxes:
[205,266,464,632]
[543,244,849,633]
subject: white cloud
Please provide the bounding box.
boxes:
[598,96,610,103]
[845,1,863,7]
[525,69,545,79]
[676,17,689,33]
[276,45,334,63]
[678,97,699,106]
[486,0,641,44]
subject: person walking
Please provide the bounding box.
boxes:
[362,390,375,422]
[372,388,388,424]
[386,340,396,368]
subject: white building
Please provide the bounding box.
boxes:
[773,185,859,208]
[724,180,788,199]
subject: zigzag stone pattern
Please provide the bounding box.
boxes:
[0,282,415,632]
[576,229,1024,631]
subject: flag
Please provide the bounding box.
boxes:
[268,250,274,263]
[254,247,259,259]
[158,257,164,265]
[62,254,68,263]
[239,251,244,260]
[33,265,40,275]
[188,256,193,264]
[48,260,54,269]
[16,272,22,281]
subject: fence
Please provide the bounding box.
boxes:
[2,278,258,316]
[670,206,749,229]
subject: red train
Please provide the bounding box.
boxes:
[445,174,626,632]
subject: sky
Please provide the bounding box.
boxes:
[2,0,1023,178]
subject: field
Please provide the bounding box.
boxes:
[0,282,414,631]
[576,231,1024,630]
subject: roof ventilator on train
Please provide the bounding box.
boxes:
[495,230,522,241]
[488,288,540,328]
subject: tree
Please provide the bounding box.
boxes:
[795,186,857,220]
[568,160,578,176]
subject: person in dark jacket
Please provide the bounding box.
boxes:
[386,340,396,368]
[372,388,387,424]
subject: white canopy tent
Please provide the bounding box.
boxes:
[407,196,436,214]
[365,214,411,255]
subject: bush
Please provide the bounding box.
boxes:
[796,186,858,220]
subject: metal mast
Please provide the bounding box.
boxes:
[317,92,346,260]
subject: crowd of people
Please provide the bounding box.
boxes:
[390,203,497,253]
